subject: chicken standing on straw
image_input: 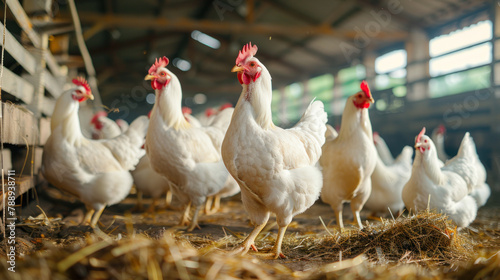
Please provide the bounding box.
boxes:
[222,43,327,259]
[320,81,377,229]
[402,128,489,227]
[42,78,149,227]
[144,57,234,231]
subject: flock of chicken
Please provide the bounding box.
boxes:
[41,43,490,259]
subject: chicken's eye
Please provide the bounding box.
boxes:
[160,72,166,77]
[250,62,256,67]
[424,140,428,143]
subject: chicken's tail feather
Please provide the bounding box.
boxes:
[210,108,234,132]
[103,115,149,170]
[325,124,338,142]
[293,100,328,143]
[448,195,477,228]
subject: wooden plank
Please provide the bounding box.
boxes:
[45,51,66,77]
[0,22,36,74]
[0,175,35,209]
[42,70,63,98]
[22,70,63,99]
[38,118,51,146]
[5,0,41,47]
[2,102,37,145]
[41,96,56,116]
[2,149,12,171]
[2,69,35,104]
[11,147,44,175]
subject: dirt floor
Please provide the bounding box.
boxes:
[1,183,500,279]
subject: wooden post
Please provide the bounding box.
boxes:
[363,51,377,87]
[27,33,49,119]
[406,28,429,101]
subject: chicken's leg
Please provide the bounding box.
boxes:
[212,195,221,213]
[81,208,95,225]
[90,206,106,228]
[204,195,221,215]
[232,222,267,255]
[353,210,363,229]
[271,225,288,259]
[147,198,158,213]
[179,202,191,226]
[165,190,173,208]
[186,204,202,231]
[131,191,144,212]
[204,196,213,214]
[334,208,344,229]
[351,185,370,229]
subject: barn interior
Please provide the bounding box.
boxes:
[0,0,499,279]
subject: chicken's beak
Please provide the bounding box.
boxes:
[87,93,94,100]
[144,74,156,80]
[369,96,375,103]
[414,142,422,149]
[231,65,245,72]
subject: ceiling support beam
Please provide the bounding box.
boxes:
[55,12,408,40]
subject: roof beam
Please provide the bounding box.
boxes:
[55,12,407,40]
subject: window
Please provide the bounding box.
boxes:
[429,66,491,98]
[332,65,366,115]
[308,74,334,114]
[428,20,492,97]
[338,65,366,97]
[375,49,407,91]
[271,89,282,125]
[284,82,304,122]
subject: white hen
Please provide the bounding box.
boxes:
[373,132,394,165]
[431,124,450,163]
[320,81,377,229]
[402,128,484,227]
[42,78,148,227]
[131,153,173,212]
[90,111,122,139]
[222,43,327,259]
[365,145,413,216]
[144,57,234,231]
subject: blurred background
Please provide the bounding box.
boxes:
[1,0,499,205]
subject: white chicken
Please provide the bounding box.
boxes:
[115,119,129,132]
[373,132,394,165]
[402,128,486,227]
[222,43,327,259]
[364,145,413,216]
[90,111,123,139]
[41,78,149,227]
[320,81,377,229]
[431,124,450,163]
[182,106,202,127]
[144,57,234,231]
[131,153,173,212]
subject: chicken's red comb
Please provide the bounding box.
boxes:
[72,77,91,93]
[90,111,107,124]
[149,56,169,74]
[205,107,216,117]
[360,80,371,98]
[416,127,426,143]
[236,42,258,65]
[437,124,446,134]
[219,102,233,111]
[147,110,152,119]
[182,107,192,115]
